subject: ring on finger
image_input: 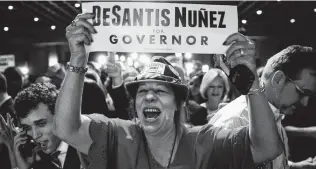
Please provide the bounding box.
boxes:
[71,19,79,27]
[71,20,77,27]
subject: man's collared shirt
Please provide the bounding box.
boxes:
[209,96,289,169]
[55,141,68,168]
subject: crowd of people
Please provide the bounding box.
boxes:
[0,12,315,169]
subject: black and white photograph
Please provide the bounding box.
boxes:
[0,1,316,169]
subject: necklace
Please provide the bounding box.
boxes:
[142,127,178,169]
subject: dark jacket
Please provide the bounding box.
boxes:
[107,82,130,120]
[82,79,130,120]
[31,146,81,169]
[186,100,208,126]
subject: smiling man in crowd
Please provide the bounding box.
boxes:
[13,83,81,169]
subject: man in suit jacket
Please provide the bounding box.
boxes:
[0,72,15,122]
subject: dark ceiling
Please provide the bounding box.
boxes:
[1,1,316,45]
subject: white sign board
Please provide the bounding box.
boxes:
[0,55,15,72]
[82,2,238,54]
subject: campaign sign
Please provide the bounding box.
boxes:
[82,2,238,54]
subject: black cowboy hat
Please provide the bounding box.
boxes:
[125,56,189,102]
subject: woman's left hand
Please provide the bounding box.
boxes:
[223,33,257,78]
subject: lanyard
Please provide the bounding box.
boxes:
[142,128,177,169]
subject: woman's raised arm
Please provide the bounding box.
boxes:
[53,13,97,154]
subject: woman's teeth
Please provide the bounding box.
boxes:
[143,108,161,119]
[146,109,158,112]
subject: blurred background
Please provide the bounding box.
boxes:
[1,1,316,78]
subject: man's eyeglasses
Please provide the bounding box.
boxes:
[286,77,316,98]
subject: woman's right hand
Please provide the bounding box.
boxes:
[13,131,34,169]
[65,13,97,65]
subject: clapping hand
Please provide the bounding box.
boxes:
[0,113,15,149]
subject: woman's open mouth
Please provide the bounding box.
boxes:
[211,93,220,97]
[143,108,161,122]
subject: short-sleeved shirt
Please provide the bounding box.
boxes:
[79,113,256,169]
[209,96,289,169]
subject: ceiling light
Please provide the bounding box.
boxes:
[277,0,281,1]
[175,53,182,57]
[290,19,295,23]
[256,10,262,15]
[139,54,150,64]
[8,5,13,10]
[314,8,316,12]
[185,62,194,75]
[51,25,56,30]
[48,53,58,67]
[242,19,247,24]
[75,3,81,8]
[131,53,138,60]
[184,53,192,60]
[3,27,9,31]
[134,61,140,68]
[97,54,106,64]
[34,17,39,22]
[127,57,133,66]
[120,55,126,62]
[20,66,29,75]
[202,65,209,72]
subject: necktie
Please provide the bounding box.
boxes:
[51,150,62,169]
[63,146,81,169]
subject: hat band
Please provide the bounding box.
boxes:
[135,73,181,84]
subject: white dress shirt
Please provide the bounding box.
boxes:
[209,96,289,169]
[56,141,68,168]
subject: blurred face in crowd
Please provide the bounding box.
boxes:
[206,76,224,109]
[135,82,177,135]
[20,103,60,154]
[193,63,202,73]
[273,68,316,115]
[189,76,202,96]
